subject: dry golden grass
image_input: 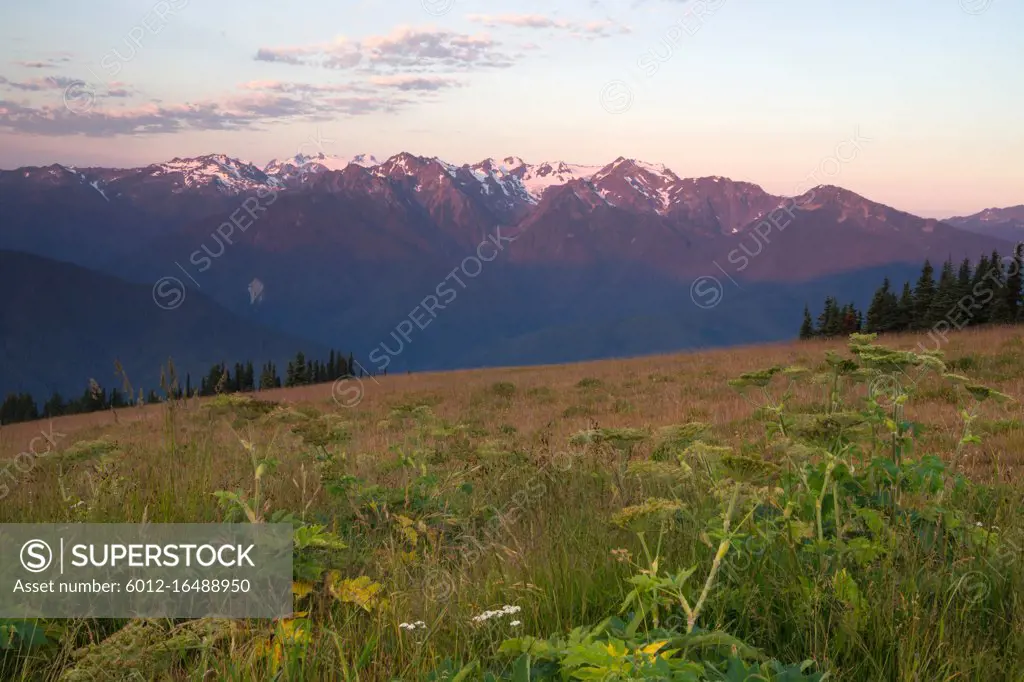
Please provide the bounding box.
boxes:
[3,325,1023,513]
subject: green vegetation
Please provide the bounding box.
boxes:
[1,334,1022,680]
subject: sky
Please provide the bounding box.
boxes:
[0,0,1020,217]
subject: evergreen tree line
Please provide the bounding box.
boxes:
[0,349,357,426]
[800,248,1024,340]
[199,349,356,395]
[0,378,162,426]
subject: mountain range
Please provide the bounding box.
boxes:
[0,151,1017,398]
[945,205,1024,241]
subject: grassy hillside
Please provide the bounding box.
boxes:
[2,326,1024,680]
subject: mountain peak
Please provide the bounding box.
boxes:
[592,157,672,184]
[944,204,1024,240]
[349,153,380,168]
[378,151,429,174]
[501,156,526,170]
[474,157,527,174]
[796,184,865,206]
[149,154,272,194]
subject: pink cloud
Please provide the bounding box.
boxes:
[466,13,631,39]
[255,25,514,71]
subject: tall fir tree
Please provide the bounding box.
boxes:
[912,259,936,330]
[896,281,913,330]
[928,258,958,324]
[985,249,1006,321]
[799,304,815,339]
[816,297,843,337]
[970,254,994,326]
[43,392,66,418]
[231,363,243,392]
[259,363,279,391]
[816,297,831,337]
[839,303,859,335]
[957,257,973,301]
[992,248,1022,324]
[865,278,897,332]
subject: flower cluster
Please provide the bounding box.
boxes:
[471,604,521,624]
[398,621,426,631]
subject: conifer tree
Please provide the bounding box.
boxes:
[214,365,229,394]
[816,297,843,337]
[866,278,893,332]
[957,258,972,302]
[816,297,831,337]
[259,363,277,390]
[985,249,1006,321]
[82,379,106,413]
[971,254,994,325]
[43,392,66,418]
[799,304,815,339]
[896,282,913,331]
[201,364,224,396]
[928,258,958,325]
[838,303,854,334]
[0,393,40,424]
[993,248,1022,323]
[912,260,936,330]
[294,352,308,385]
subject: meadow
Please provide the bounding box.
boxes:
[2,326,1024,680]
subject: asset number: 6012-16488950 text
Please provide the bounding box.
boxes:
[124,578,251,593]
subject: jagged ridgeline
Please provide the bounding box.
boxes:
[800,248,1024,339]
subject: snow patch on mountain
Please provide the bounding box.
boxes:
[349,154,380,168]
[264,152,382,180]
[518,162,603,200]
[61,165,113,201]
[434,157,459,179]
[150,154,271,193]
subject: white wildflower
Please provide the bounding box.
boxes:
[399,621,426,631]
[471,604,521,624]
[510,620,521,627]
